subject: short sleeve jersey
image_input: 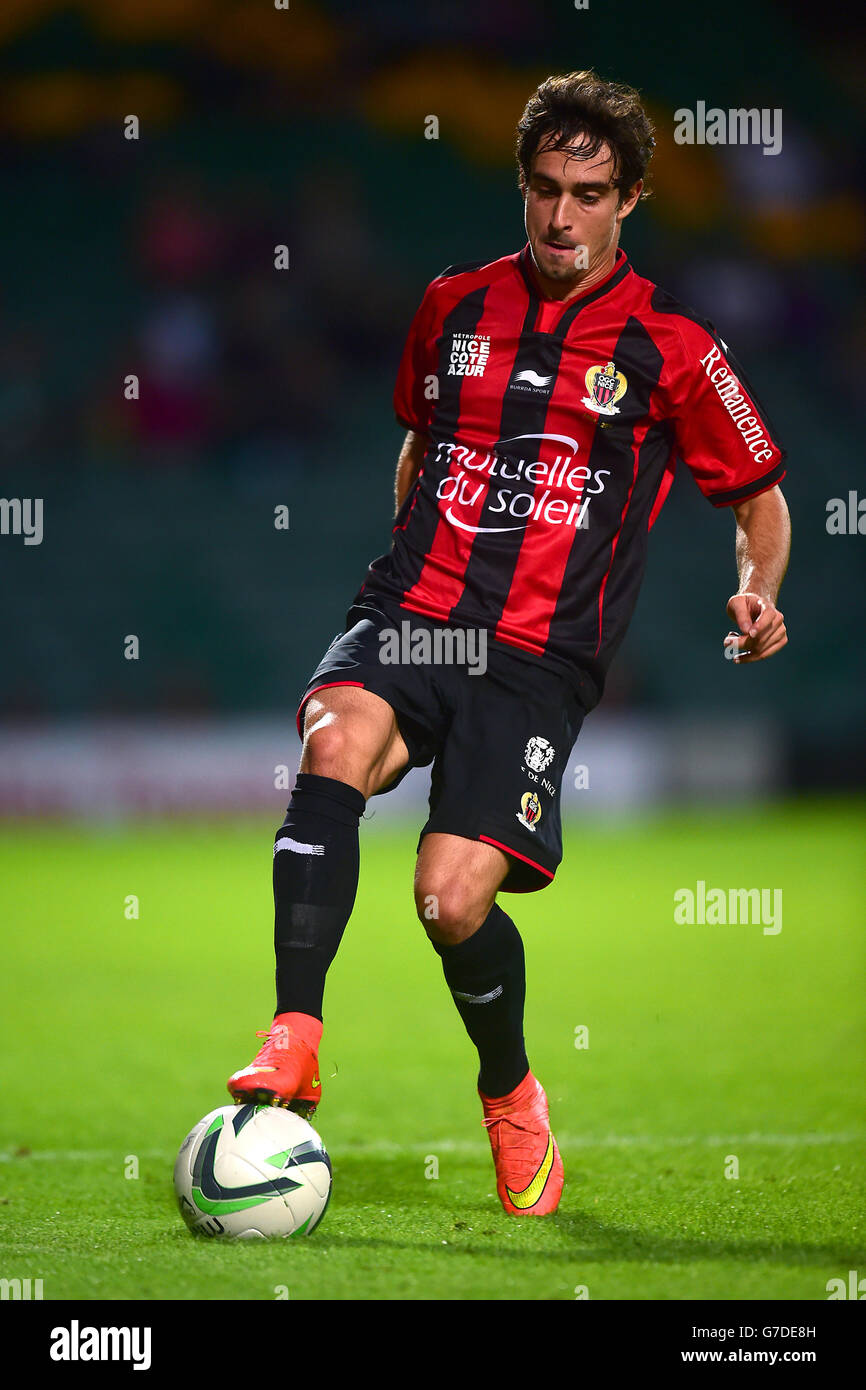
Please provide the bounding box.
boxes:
[356,245,786,705]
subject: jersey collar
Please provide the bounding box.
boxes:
[517,243,631,311]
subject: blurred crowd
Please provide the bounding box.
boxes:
[1,172,412,475]
[0,3,862,476]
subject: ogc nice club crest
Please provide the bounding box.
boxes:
[582,360,628,416]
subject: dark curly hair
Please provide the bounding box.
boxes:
[516,70,655,203]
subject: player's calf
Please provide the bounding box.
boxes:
[228,688,407,1113]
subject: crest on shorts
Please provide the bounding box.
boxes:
[524,736,554,773]
[582,360,627,416]
[516,790,542,832]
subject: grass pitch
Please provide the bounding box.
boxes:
[1,799,863,1300]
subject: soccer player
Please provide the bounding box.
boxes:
[228,71,790,1216]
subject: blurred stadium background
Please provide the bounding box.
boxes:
[0,0,864,817]
[2,4,864,1305]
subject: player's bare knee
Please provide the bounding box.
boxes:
[415,879,491,945]
[301,711,402,800]
[300,716,351,780]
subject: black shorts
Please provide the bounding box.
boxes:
[296,600,586,893]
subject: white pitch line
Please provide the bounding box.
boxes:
[1,1134,863,1163]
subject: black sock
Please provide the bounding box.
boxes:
[273,772,366,1021]
[431,903,529,1098]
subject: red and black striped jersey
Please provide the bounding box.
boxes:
[355,245,786,707]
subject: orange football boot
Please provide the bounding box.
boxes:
[227,1011,323,1118]
[480,1070,564,1216]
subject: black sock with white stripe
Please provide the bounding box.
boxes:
[431,903,529,1098]
[273,773,366,1021]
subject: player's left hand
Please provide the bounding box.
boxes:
[724,592,787,663]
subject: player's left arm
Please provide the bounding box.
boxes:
[725,484,791,662]
[394,428,427,515]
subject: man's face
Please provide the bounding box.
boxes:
[523,136,641,293]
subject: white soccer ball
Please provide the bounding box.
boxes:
[174,1103,332,1239]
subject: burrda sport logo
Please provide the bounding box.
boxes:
[434,433,610,535]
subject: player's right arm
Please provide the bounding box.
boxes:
[393,272,443,517]
[667,315,789,664]
[394,429,427,515]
